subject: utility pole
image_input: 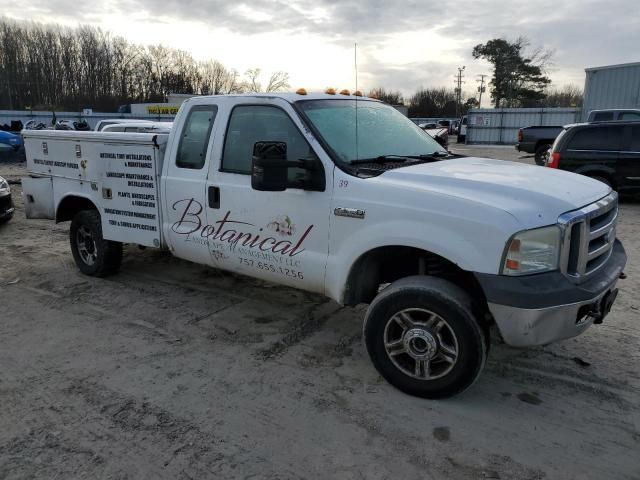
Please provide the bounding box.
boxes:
[454,66,465,119]
[477,74,487,108]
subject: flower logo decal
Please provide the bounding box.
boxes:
[266,215,295,237]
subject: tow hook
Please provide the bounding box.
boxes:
[580,289,619,325]
[593,289,619,325]
[619,272,627,280]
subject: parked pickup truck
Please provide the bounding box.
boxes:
[516,126,564,165]
[21,93,627,399]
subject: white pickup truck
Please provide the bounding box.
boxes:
[21,93,627,398]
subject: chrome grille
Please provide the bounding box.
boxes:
[558,192,618,283]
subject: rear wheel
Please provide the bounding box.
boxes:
[534,144,551,166]
[363,276,488,399]
[70,210,122,277]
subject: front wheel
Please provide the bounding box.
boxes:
[70,210,122,277]
[363,276,487,399]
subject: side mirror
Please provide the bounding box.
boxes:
[251,141,326,192]
[251,142,289,192]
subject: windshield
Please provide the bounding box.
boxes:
[298,100,446,164]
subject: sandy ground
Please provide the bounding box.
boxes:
[1,150,639,480]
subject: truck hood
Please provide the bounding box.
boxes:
[377,157,610,228]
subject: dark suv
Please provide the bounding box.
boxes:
[547,122,640,194]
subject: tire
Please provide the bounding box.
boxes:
[457,135,466,144]
[70,209,122,277]
[363,276,487,399]
[589,175,613,189]
[0,212,13,224]
[534,144,551,166]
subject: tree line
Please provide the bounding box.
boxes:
[0,18,582,117]
[370,83,581,118]
[0,18,290,111]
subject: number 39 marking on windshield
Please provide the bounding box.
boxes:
[339,180,349,188]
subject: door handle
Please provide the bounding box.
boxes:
[208,186,220,209]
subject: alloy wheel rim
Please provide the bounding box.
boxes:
[76,226,97,266]
[383,308,459,380]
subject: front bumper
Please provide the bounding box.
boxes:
[475,240,627,346]
[0,191,14,219]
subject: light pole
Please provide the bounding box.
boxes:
[455,66,465,119]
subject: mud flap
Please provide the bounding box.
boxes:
[22,176,55,219]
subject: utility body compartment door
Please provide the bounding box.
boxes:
[97,140,165,247]
[22,176,55,219]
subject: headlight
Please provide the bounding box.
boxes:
[0,177,10,194]
[502,225,561,276]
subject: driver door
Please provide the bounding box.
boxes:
[205,99,333,294]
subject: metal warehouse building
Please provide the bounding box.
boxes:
[583,61,640,120]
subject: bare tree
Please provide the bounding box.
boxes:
[244,68,262,93]
[265,71,290,92]
[224,69,243,94]
[369,87,404,105]
[543,85,583,107]
[408,88,459,117]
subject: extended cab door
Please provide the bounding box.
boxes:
[162,102,220,264]
[204,98,332,294]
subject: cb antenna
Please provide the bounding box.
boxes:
[355,42,359,162]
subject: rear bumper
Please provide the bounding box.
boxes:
[515,142,535,153]
[476,240,627,346]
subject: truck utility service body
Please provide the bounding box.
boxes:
[22,93,626,398]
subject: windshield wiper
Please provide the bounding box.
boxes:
[350,155,411,165]
[350,152,450,165]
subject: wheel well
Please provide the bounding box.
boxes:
[343,246,488,313]
[535,141,551,151]
[56,196,97,223]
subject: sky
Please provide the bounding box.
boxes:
[4,0,640,106]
